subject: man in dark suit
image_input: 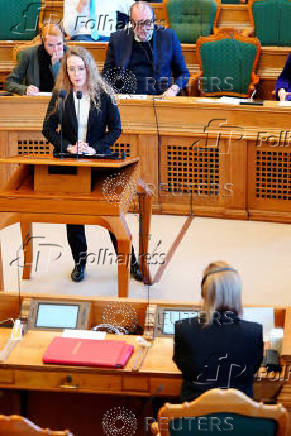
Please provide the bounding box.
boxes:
[103,1,189,96]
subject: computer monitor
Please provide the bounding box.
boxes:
[27,300,91,331]
[243,307,274,341]
[155,307,199,336]
[156,306,275,338]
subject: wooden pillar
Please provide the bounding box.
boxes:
[20,222,33,280]
[137,179,152,285]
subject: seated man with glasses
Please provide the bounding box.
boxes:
[103,0,189,95]
[64,0,134,41]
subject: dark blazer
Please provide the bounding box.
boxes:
[103,27,190,92]
[276,53,291,100]
[5,45,41,95]
[42,90,121,155]
[5,45,61,96]
[173,313,264,402]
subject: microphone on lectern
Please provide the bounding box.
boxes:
[58,90,67,158]
[76,91,82,157]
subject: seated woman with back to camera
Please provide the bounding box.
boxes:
[173,261,264,402]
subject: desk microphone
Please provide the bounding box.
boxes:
[76,90,82,158]
[59,90,67,158]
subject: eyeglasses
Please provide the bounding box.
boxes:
[131,19,154,29]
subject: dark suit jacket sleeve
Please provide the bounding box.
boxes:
[254,323,264,373]
[42,91,70,154]
[103,37,116,76]
[275,53,291,99]
[173,321,194,379]
[170,30,190,90]
[5,51,30,95]
[91,95,121,153]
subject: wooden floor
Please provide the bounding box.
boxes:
[1,215,291,307]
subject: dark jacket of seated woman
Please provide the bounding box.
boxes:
[173,261,264,403]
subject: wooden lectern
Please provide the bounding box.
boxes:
[0,155,152,297]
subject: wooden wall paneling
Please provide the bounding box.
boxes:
[10,130,52,156]
[111,133,138,158]
[41,0,63,26]
[217,5,249,31]
[0,131,10,188]
[159,135,227,217]
[136,134,159,208]
[247,140,291,222]
[224,138,248,219]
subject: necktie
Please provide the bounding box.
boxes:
[89,0,99,40]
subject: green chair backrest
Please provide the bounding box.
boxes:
[0,0,41,40]
[166,0,218,43]
[199,37,258,95]
[169,412,277,435]
[252,0,291,46]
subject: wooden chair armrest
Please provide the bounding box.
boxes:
[151,422,160,436]
[242,27,254,37]
[186,73,201,96]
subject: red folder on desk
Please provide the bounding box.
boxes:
[42,337,134,368]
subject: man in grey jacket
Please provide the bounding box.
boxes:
[5,23,64,95]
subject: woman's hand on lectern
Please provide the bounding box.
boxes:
[83,145,96,155]
[67,141,87,154]
[26,85,39,96]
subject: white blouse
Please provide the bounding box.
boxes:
[73,92,90,143]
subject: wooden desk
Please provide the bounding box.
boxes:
[0,326,286,435]
[0,330,180,396]
[0,293,287,435]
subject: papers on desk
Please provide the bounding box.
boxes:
[118,94,148,100]
[196,98,222,103]
[279,101,291,106]
[219,96,242,105]
[62,329,106,340]
[196,97,242,105]
[37,92,52,97]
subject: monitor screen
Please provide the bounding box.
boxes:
[35,303,79,329]
[162,310,198,335]
[243,307,274,341]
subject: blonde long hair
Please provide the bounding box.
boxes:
[54,46,115,111]
[201,261,242,325]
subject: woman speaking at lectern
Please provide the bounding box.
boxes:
[42,46,122,282]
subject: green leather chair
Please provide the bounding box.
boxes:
[195,31,261,97]
[0,0,42,40]
[165,0,220,43]
[249,0,291,46]
[151,389,288,436]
